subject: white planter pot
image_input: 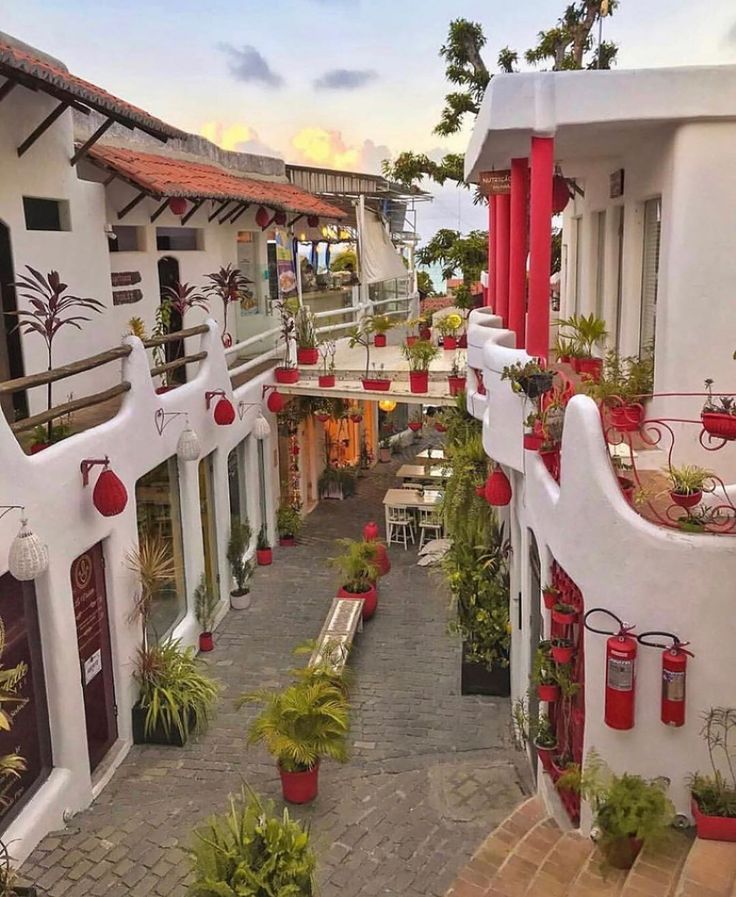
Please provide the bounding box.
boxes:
[230,590,251,610]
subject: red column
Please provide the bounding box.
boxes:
[509,157,528,348]
[486,196,496,309]
[527,136,554,360]
[495,193,510,326]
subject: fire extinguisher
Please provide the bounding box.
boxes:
[638,632,694,727]
[584,608,638,730]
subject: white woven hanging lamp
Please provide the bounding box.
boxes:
[176,424,201,461]
[8,514,48,581]
[254,413,271,440]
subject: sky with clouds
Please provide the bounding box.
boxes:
[4,0,736,241]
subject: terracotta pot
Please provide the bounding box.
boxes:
[576,357,603,381]
[256,548,272,566]
[701,412,736,441]
[374,334,387,347]
[409,370,429,393]
[601,836,643,870]
[419,326,432,341]
[691,796,736,841]
[537,683,560,702]
[523,432,544,451]
[406,336,418,348]
[448,375,466,396]
[279,536,296,547]
[296,347,319,365]
[551,643,574,664]
[443,336,458,351]
[535,741,558,774]
[199,632,214,653]
[275,367,300,384]
[318,374,335,388]
[338,583,377,620]
[279,762,319,804]
[610,403,644,432]
[670,489,702,509]
[542,589,558,610]
[552,607,577,625]
[457,333,468,348]
[362,378,391,391]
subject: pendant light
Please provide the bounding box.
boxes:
[254,413,271,440]
[4,508,48,582]
[176,424,201,461]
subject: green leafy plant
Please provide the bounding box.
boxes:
[194,574,219,634]
[703,379,736,416]
[294,305,317,349]
[274,298,299,369]
[205,264,253,341]
[277,505,302,539]
[501,360,553,397]
[556,313,608,358]
[534,715,558,749]
[348,319,373,378]
[189,787,316,897]
[689,707,736,818]
[402,339,439,372]
[227,521,253,596]
[256,525,270,551]
[319,339,336,374]
[134,639,220,741]
[240,677,350,772]
[318,467,357,499]
[450,351,466,379]
[531,642,556,687]
[584,349,654,405]
[436,313,463,337]
[368,314,395,336]
[329,538,379,594]
[31,422,70,447]
[0,618,27,814]
[125,534,178,650]
[666,464,713,497]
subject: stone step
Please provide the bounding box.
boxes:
[619,831,693,897]
[445,796,546,897]
[674,839,736,897]
[525,830,595,897]
[485,818,563,897]
[567,846,628,897]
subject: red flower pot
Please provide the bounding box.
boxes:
[361,378,391,391]
[279,762,319,804]
[434,422,447,433]
[419,327,431,341]
[540,447,560,478]
[297,347,319,365]
[691,797,736,841]
[537,683,560,702]
[602,837,644,870]
[318,374,335,388]
[256,548,273,566]
[406,336,418,348]
[551,644,574,664]
[443,336,458,351]
[701,412,736,441]
[315,413,330,422]
[338,584,377,620]
[279,536,296,547]
[374,334,387,347]
[275,367,300,384]
[485,468,512,506]
[576,357,602,381]
[372,543,391,577]
[408,421,422,432]
[155,385,173,395]
[448,375,466,396]
[552,607,577,625]
[618,476,635,505]
[409,370,429,394]
[670,489,702,509]
[523,432,544,451]
[535,742,558,773]
[457,333,468,348]
[542,589,558,610]
[199,632,214,653]
[610,403,644,432]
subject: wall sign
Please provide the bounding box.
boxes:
[111,271,141,287]
[479,170,511,195]
[112,289,143,306]
[610,169,625,199]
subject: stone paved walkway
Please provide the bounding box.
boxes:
[22,436,529,897]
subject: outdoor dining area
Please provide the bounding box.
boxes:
[382,445,450,549]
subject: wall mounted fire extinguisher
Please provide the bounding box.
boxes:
[584,608,638,730]
[638,632,694,727]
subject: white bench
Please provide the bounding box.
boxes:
[309,597,364,673]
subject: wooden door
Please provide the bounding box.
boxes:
[157,256,185,384]
[71,544,117,771]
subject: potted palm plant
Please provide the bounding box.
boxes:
[556,313,608,381]
[194,574,219,652]
[437,313,463,350]
[690,707,736,840]
[295,306,319,365]
[132,638,220,746]
[585,349,654,432]
[125,533,178,651]
[227,521,253,610]
[402,339,439,394]
[241,676,349,804]
[277,505,302,546]
[205,264,253,346]
[665,464,712,509]
[702,379,736,440]
[558,751,674,869]
[318,340,336,387]
[256,525,273,566]
[369,313,394,347]
[189,788,316,895]
[329,538,380,619]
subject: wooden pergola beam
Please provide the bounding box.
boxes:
[0,79,17,104]
[229,203,250,225]
[219,202,245,224]
[17,100,70,156]
[288,214,303,228]
[117,190,149,220]
[150,198,170,223]
[181,199,204,225]
[70,117,114,166]
[208,200,231,222]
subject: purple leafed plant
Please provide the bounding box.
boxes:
[160,281,209,318]
[204,265,254,344]
[12,267,104,442]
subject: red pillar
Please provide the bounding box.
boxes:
[509,158,528,348]
[527,136,554,360]
[486,196,496,309]
[495,193,510,326]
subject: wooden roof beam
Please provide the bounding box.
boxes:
[219,202,247,224]
[0,78,17,104]
[117,190,149,220]
[229,203,251,225]
[150,197,170,223]
[208,200,231,222]
[17,100,70,156]
[70,117,114,166]
[181,198,204,224]
[288,214,304,228]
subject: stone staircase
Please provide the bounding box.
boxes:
[446,796,736,897]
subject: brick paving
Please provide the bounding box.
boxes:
[22,436,529,897]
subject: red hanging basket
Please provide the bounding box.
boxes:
[609,403,644,432]
[701,412,736,441]
[408,421,422,432]
[267,390,285,413]
[93,468,128,517]
[670,489,702,509]
[213,397,236,425]
[552,175,571,214]
[168,197,187,216]
[485,468,512,506]
[255,206,270,228]
[448,375,466,397]
[434,422,447,433]
[315,412,330,422]
[537,683,560,702]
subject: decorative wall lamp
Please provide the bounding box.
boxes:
[254,413,271,440]
[154,409,201,461]
[80,457,128,517]
[378,399,397,413]
[0,506,48,581]
[263,385,286,414]
[205,390,236,426]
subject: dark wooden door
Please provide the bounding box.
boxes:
[71,544,117,771]
[157,256,185,385]
[0,221,27,421]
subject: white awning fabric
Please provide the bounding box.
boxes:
[358,199,407,285]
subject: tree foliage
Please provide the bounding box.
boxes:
[416,229,487,285]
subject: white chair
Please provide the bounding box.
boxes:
[417,507,443,549]
[387,506,416,549]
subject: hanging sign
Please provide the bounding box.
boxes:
[274,229,297,301]
[479,170,511,195]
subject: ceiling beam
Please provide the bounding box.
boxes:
[288,214,304,228]
[150,198,170,223]
[0,79,17,104]
[17,100,69,157]
[70,117,114,166]
[208,200,231,222]
[229,203,251,225]
[181,199,204,225]
[117,190,148,220]
[219,202,246,224]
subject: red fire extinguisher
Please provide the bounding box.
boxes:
[584,609,638,730]
[638,632,694,727]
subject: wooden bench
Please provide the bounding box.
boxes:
[309,597,364,673]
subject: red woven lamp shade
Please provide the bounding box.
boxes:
[267,391,285,413]
[168,197,187,216]
[93,469,128,517]
[274,211,287,226]
[552,175,571,214]
[485,468,512,506]
[255,206,270,228]
[213,397,236,425]
[307,215,319,228]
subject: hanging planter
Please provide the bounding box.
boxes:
[670,489,702,509]
[315,412,330,423]
[318,374,336,388]
[457,333,468,349]
[168,197,188,216]
[701,412,736,441]
[609,403,644,432]
[485,468,512,506]
[279,762,319,804]
[349,413,363,424]
[443,336,458,351]
[534,738,558,774]
[409,370,429,394]
[542,587,560,610]
[434,422,447,433]
[537,683,560,702]
[408,421,422,432]
[275,367,300,385]
[551,639,575,664]
[448,375,466,397]
[296,347,319,365]
[552,604,578,625]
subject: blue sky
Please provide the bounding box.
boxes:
[4,0,736,238]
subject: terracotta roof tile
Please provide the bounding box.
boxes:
[0,37,184,140]
[88,144,346,219]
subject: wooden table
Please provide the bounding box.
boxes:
[396,463,451,483]
[416,448,446,461]
[382,488,443,540]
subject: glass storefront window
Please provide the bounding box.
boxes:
[135,457,186,640]
[199,453,220,602]
[228,441,249,529]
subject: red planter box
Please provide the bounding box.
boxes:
[296,347,319,365]
[610,403,644,432]
[537,683,560,702]
[691,797,736,841]
[540,447,560,478]
[552,607,577,625]
[443,336,458,351]
[362,378,391,391]
[279,762,319,804]
[542,589,558,610]
[702,412,736,441]
[524,432,544,451]
[199,632,214,653]
[409,371,429,393]
[374,334,387,347]
[338,584,377,620]
[318,374,335,388]
[575,357,602,381]
[256,548,272,566]
[448,375,466,396]
[275,367,300,384]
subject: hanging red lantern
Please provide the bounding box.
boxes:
[350,413,363,424]
[408,421,422,432]
[363,521,380,541]
[485,467,512,506]
[168,197,188,216]
[307,215,319,228]
[267,390,285,413]
[274,211,287,226]
[290,442,300,456]
[255,206,270,228]
[213,396,236,426]
[552,175,571,214]
[93,468,128,517]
